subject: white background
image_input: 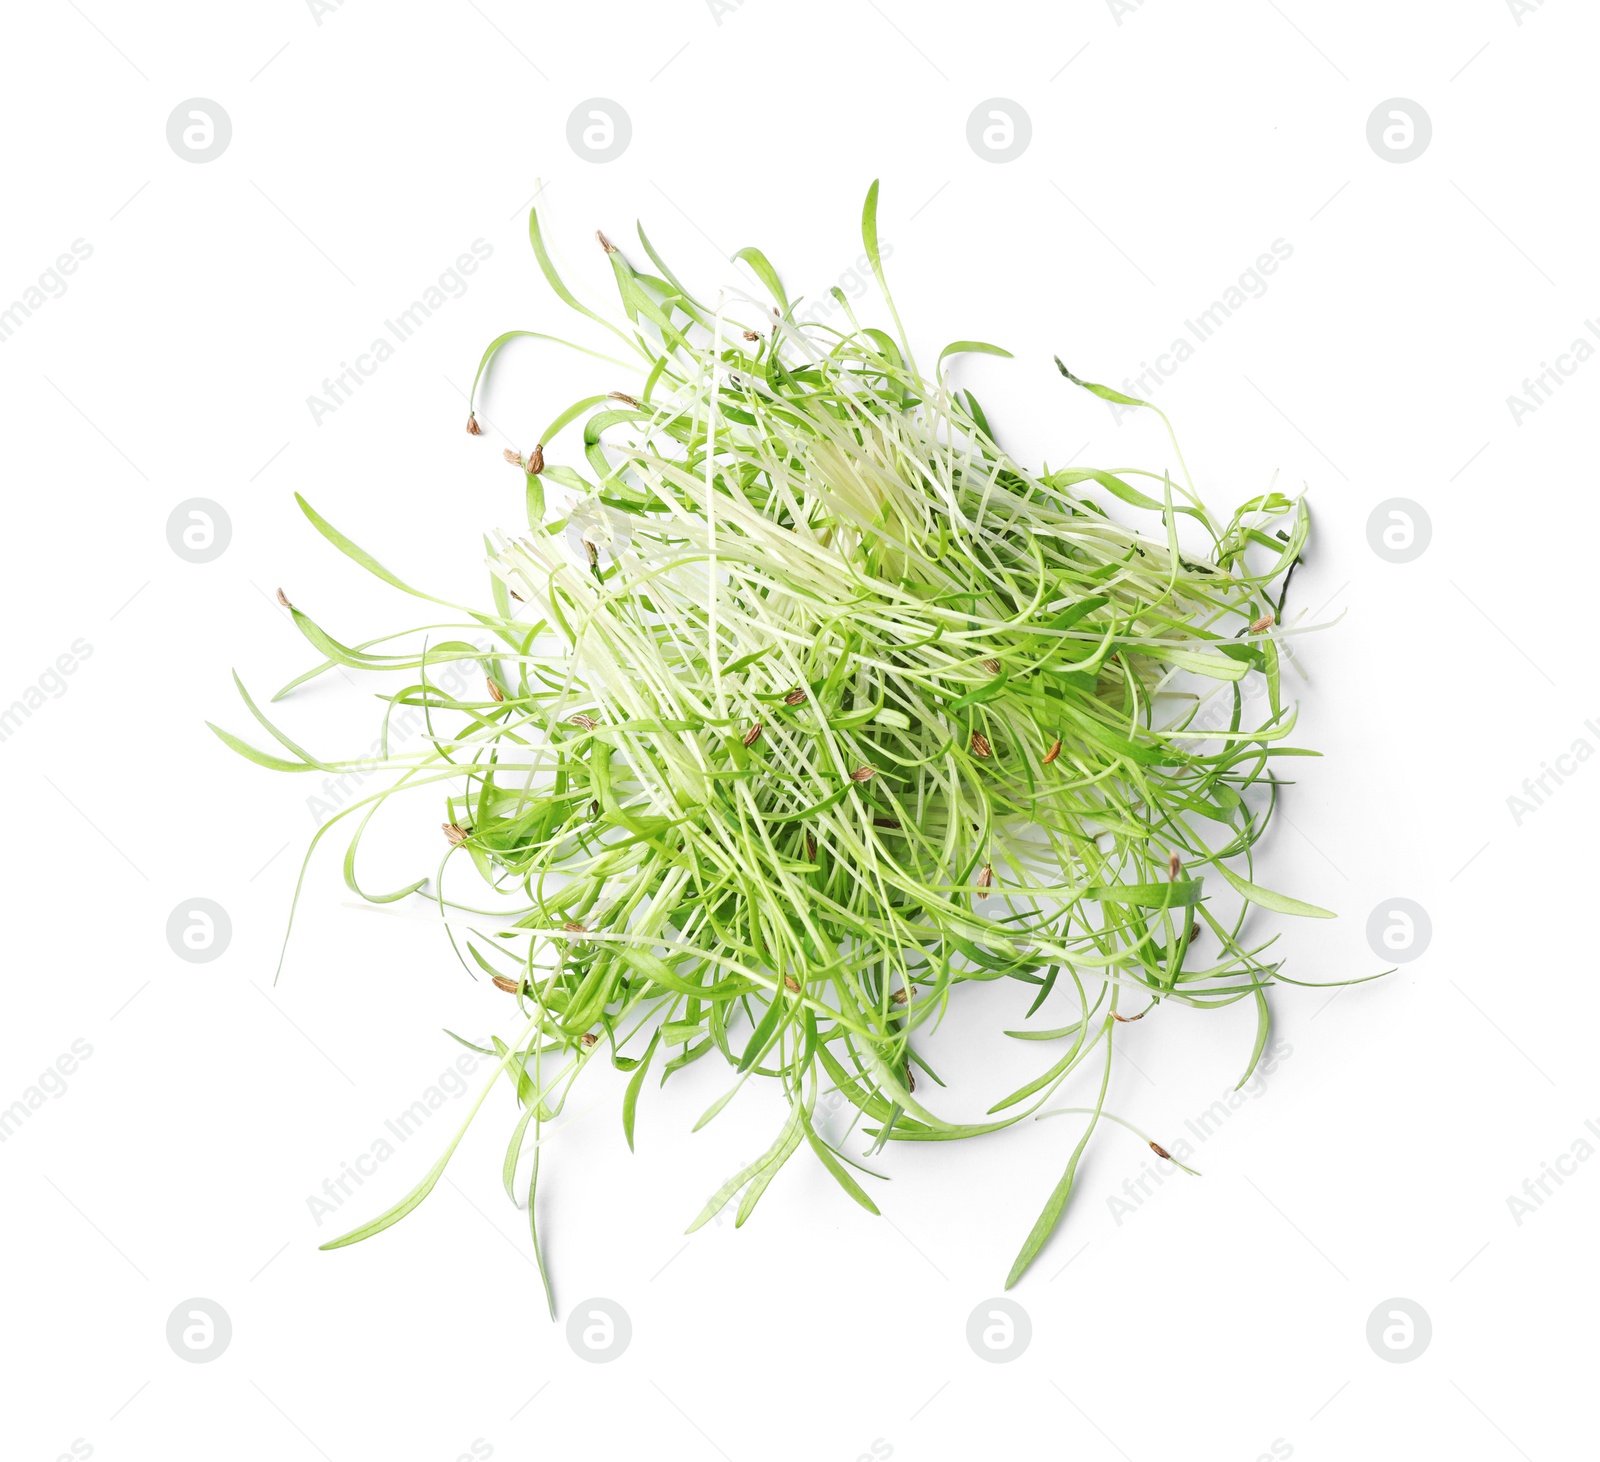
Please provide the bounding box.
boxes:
[2,2,1594,1459]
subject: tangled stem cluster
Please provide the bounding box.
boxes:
[217,183,1336,1302]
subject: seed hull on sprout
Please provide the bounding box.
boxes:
[216,181,1344,1307]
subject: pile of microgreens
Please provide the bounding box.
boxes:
[216,182,1342,1309]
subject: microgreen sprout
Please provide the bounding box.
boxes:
[215,181,1353,1305]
